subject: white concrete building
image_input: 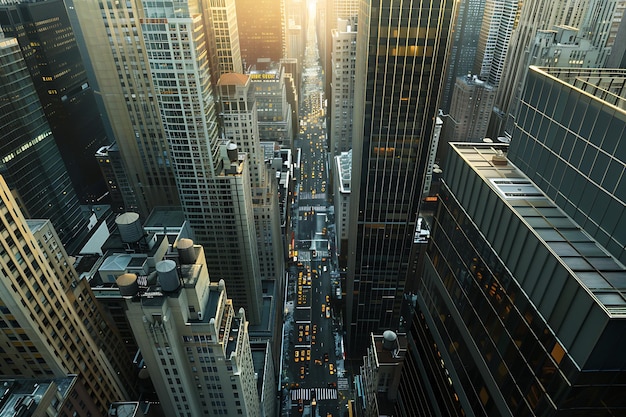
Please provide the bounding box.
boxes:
[122,240,262,417]
[249,63,295,148]
[140,4,263,324]
[330,18,357,156]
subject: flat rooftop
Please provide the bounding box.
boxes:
[534,66,626,110]
[0,377,75,417]
[144,206,186,229]
[451,143,626,316]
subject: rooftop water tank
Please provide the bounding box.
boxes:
[227,142,238,162]
[177,238,197,264]
[382,330,398,350]
[116,273,139,297]
[156,260,180,292]
[115,212,143,243]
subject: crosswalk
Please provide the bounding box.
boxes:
[298,205,327,212]
[299,192,327,200]
[291,388,338,401]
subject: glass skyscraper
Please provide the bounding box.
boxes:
[509,67,626,265]
[416,142,626,416]
[0,0,110,204]
[0,36,87,251]
[345,0,454,358]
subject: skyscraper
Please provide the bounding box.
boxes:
[70,0,263,322]
[329,18,357,156]
[121,240,263,417]
[346,0,454,358]
[218,73,285,284]
[67,0,180,216]
[323,0,359,125]
[0,36,88,251]
[139,2,262,324]
[250,63,295,148]
[284,0,307,75]
[491,0,597,135]
[441,75,496,156]
[416,141,626,416]
[508,66,626,265]
[0,0,110,204]
[204,0,243,87]
[474,0,520,87]
[235,0,285,69]
[0,175,131,415]
[440,0,486,112]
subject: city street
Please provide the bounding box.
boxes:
[281,7,348,417]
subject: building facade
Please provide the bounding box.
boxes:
[417,142,626,416]
[235,0,285,69]
[139,3,263,324]
[440,0,486,112]
[345,0,454,358]
[529,26,601,68]
[0,176,131,415]
[474,0,520,87]
[333,150,352,264]
[250,63,295,148]
[218,73,285,284]
[329,18,357,156]
[508,66,626,265]
[204,0,243,87]
[490,0,602,136]
[0,36,88,252]
[443,75,496,146]
[122,241,262,417]
[0,0,110,204]
[67,0,180,217]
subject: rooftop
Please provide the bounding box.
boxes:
[533,66,626,110]
[217,72,249,86]
[108,402,142,417]
[451,143,626,316]
[143,206,186,230]
[0,376,75,417]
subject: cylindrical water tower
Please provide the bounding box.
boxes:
[156,260,180,292]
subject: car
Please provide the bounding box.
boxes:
[324,353,329,362]
[321,304,326,313]
[326,295,330,303]
[329,364,335,375]
[294,350,300,362]
[300,366,305,379]
[313,324,317,333]
[325,307,331,319]
[306,350,311,361]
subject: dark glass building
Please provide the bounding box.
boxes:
[0,36,87,251]
[508,67,626,265]
[0,0,110,204]
[345,0,454,358]
[236,0,285,69]
[416,142,626,416]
